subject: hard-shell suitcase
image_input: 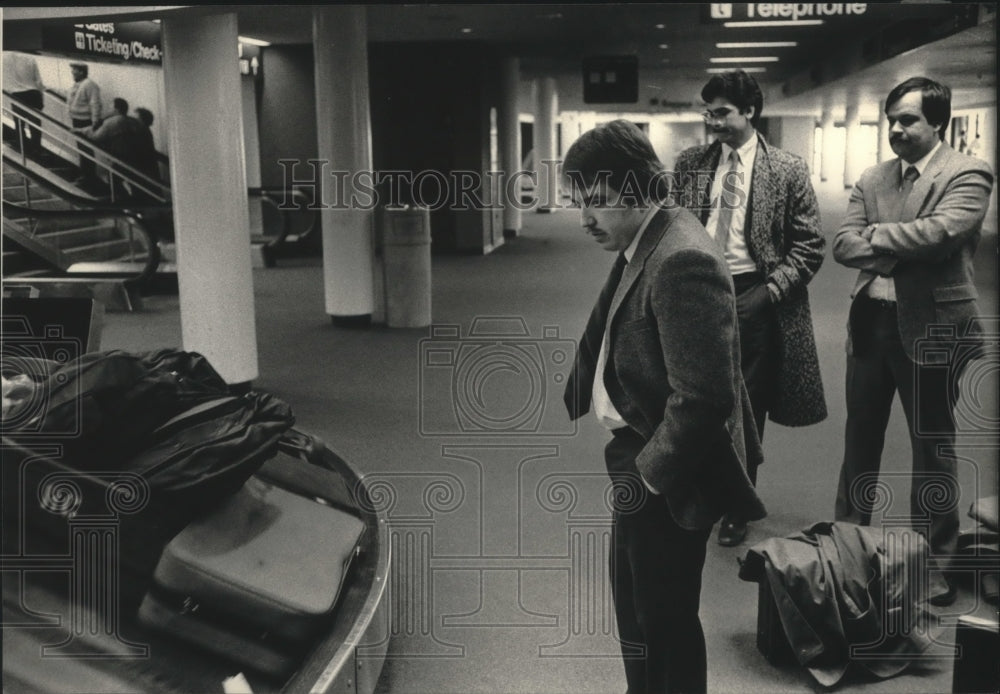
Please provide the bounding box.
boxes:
[137,431,366,677]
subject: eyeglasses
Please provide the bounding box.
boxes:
[701,107,735,122]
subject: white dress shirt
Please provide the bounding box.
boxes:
[592,205,658,430]
[707,134,758,276]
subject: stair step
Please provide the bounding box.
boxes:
[61,239,135,260]
[67,258,152,274]
[1,248,49,277]
[35,224,117,245]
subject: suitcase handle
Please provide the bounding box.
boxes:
[277,428,328,462]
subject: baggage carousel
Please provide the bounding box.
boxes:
[1,434,391,694]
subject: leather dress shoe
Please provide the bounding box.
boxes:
[717,515,748,547]
[929,582,958,607]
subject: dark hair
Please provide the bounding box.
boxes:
[701,69,764,126]
[135,107,154,127]
[885,76,951,141]
[70,63,89,76]
[562,120,666,204]
[113,98,129,115]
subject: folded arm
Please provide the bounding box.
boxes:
[833,177,899,276]
[869,166,994,261]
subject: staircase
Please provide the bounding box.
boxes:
[2,159,164,310]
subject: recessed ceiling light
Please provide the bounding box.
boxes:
[707,67,767,73]
[461,27,473,34]
[717,41,797,48]
[238,36,271,47]
[658,43,669,49]
[655,23,665,29]
[710,56,779,63]
[724,19,823,27]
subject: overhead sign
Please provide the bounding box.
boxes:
[707,3,868,22]
[41,21,162,64]
[583,56,639,104]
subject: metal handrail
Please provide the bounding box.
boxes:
[1,152,170,218]
[2,89,170,204]
[249,186,320,244]
[3,200,163,288]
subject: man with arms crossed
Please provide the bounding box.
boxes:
[563,120,765,693]
[833,77,994,607]
[673,69,827,547]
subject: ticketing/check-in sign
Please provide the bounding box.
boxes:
[42,21,163,64]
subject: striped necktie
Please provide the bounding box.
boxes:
[713,150,741,247]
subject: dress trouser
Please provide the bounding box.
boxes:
[834,295,961,571]
[732,271,779,484]
[606,427,712,694]
[10,90,43,154]
[72,117,98,184]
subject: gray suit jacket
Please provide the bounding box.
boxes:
[833,143,994,361]
[566,205,766,531]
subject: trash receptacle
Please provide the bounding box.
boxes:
[380,206,431,328]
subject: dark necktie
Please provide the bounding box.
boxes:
[565,253,628,417]
[901,165,920,195]
[580,252,628,370]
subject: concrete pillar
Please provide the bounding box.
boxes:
[161,12,258,385]
[535,77,559,212]
[240,54,265,263]
[313,6,375,323]
[500,57,522,238]
[844,99,862,188]
[820,108,837,183]
[560,112,580,157]
[877,99,892,164]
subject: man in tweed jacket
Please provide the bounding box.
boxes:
[563,120,765,694]
[673,70,827,547]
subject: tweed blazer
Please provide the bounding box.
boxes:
[833,143,994,361]
[565,205,767,531]
[673,134,827,427]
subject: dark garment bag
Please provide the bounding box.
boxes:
[137,430,366,678]
[2,390,296,596]
[3,349,232,469]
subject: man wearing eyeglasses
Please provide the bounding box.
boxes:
[673,69,827,547]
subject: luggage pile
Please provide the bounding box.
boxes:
[1,349,366,678]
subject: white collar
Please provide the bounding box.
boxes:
[624,205,659,262]
[903,140,942,177]
[722,132,758,165]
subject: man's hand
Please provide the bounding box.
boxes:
[861,223,877,242]
[736,282,773,320]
